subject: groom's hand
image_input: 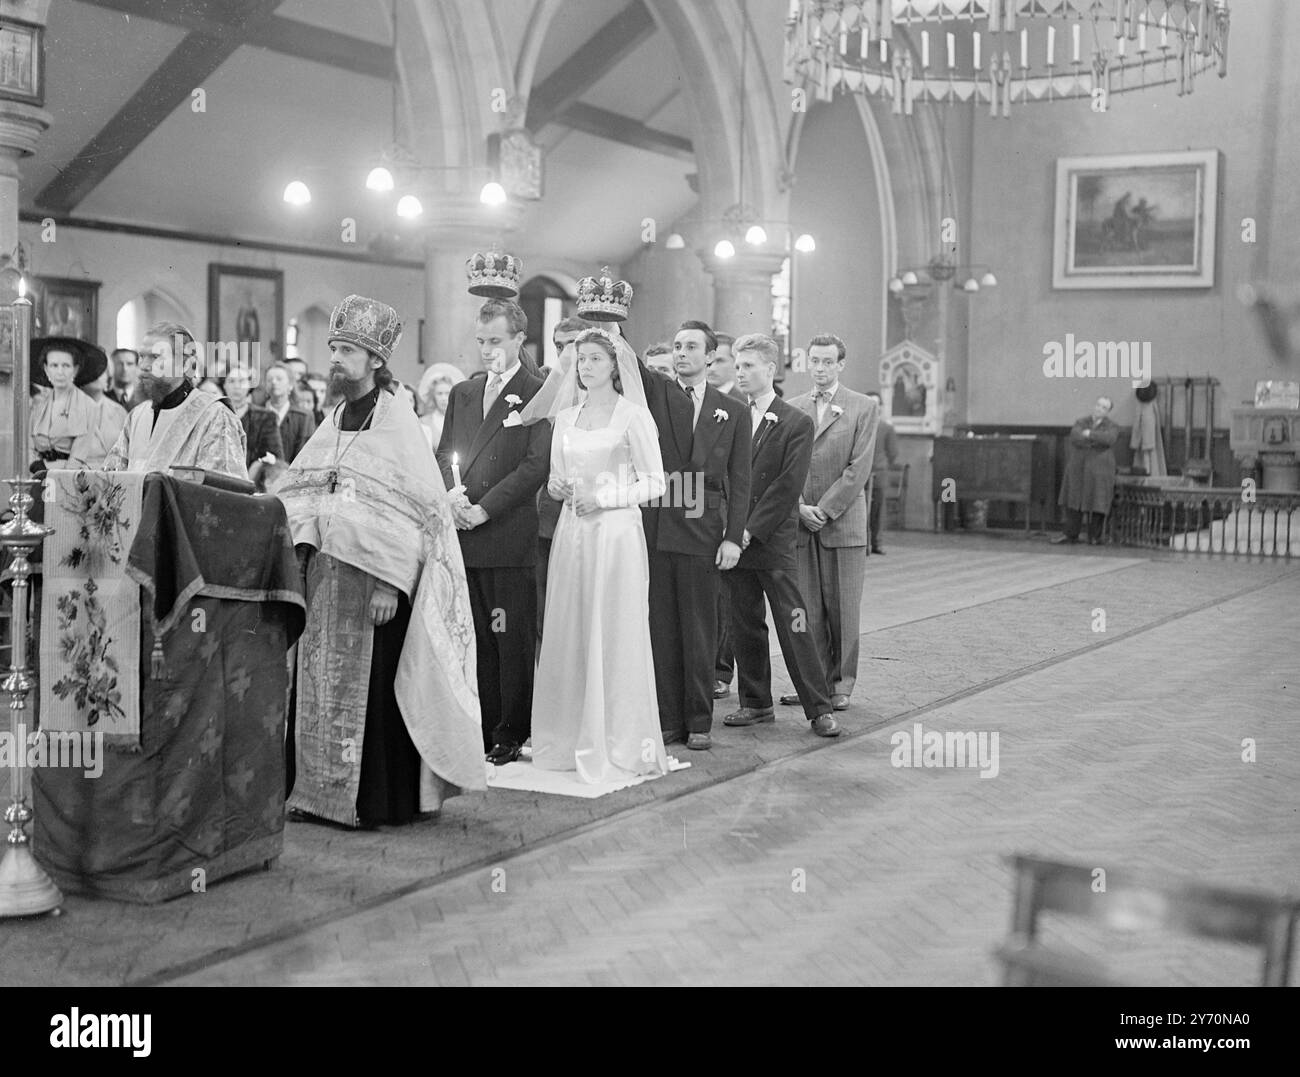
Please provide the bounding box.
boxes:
[460,504,490,529]
[716,539,742,570]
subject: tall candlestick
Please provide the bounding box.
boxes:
[1020,28,1028,68]
[1047,25,1056,64]
[12,289,32,476]
[1073,22,1081,62]
[921,30,929,69]
[451,451,461,489]
[973,31,981,71]
[947,32,955,69]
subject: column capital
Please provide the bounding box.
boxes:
[413,191,527,247]
[0,101,51,179]
[698,247,787,285]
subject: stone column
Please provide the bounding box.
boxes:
[420,194,526,373]
[698,248,786,341]
[0,0,52,474]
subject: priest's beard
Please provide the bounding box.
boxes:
[140,375,177,405]
[329,369,372,402]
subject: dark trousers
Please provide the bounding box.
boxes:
[649,550,719,737]
[1064,507,1106,543]
[466,565,536,750]
[868,472,884,550]
[715,584,734,684]
[536,535,551,649]
[726,564,833,722]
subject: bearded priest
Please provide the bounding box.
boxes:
[277,295,484,828]
[103,322,248,479]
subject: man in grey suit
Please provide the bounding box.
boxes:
[864,391,898,554]
[782,334,879,710]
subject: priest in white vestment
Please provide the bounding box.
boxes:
[103,321,249,480]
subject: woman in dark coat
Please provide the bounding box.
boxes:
[1056,395,1119,545]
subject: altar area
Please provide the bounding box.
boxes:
[10,471,304,904]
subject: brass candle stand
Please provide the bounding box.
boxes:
[0,287,62,917]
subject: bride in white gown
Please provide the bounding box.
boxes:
[529,328,669,783]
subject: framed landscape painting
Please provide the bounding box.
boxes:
[208,264,284,373]
[1053,149,1219,289]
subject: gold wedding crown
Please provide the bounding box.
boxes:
[576,267,632,322]
[466,250,523,298]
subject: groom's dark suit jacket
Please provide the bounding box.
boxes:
[637,363,751,554]
[436,366,551,566]
[736,394,815,570]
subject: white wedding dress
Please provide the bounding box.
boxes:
[531,395,669,783]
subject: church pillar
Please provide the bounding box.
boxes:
[699,249,786,342]
[420,195,526,372]
[0,0,52,474]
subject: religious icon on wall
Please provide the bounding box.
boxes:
[490,128,543,201]
[208,264,284,379]
[0,18,43,106]
[879,339,940,435]
[33,276,100,343]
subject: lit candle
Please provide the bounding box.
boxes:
[1138,18,1146,52]
[451,451,461,489]
[921,30,929,68]
[880,37,888,63]
[1020,28,1028,68]
[1072,22,1081,62]
[1117,33,1125,57]
[788,0,799,22]
[947,32,955,69]
[973,31,981,71]
[1047,25,1055,64]
[839,30,848,55]
[1160,11,1168,47]
[13,280,32,475]
[861,26,870,59]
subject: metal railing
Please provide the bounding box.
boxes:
[1110,483,1300,558]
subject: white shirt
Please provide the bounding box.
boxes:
[269,398,291,424]
[813,381,839,425]
[484,362,521,412]
[677,378,705,426]
[748,389,777,435]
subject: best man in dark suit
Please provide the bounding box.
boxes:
[705,334,749,700]
[723,333,840,738]
[641,320,750,751]
[437,298,551,764]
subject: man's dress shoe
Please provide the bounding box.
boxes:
[686,732,711,750]
[662,730,687,746]
[723,707,776,726]
[713,681,731,699]
[486,743,522,765]
[779,694,801,705]
[831,694,850,710]
[810,714,841,737]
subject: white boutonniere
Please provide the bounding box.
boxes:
[505,394,522,407]
[713,408,728,423]
[764,411,778,423]
[830,404,844,417]
[502,411,524,428]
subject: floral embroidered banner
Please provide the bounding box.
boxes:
[40,470,147,745]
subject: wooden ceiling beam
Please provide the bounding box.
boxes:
[37,0,283,212]
[78,0,396,79]
[556,102,693,163]
[526,0,657,132]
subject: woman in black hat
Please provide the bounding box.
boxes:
[29,336,125,472]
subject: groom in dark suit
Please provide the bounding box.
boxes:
[723,333,840,738]
[639,320,750,751]
[437,298,551,763]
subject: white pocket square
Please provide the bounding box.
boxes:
[502,411,524,427]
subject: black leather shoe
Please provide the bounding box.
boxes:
[712,681,731,699]
[723,707,776,727]
[779,694,801,705]
[662,730,687,746]
[486,743,522,765]
[871,547,885,555]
